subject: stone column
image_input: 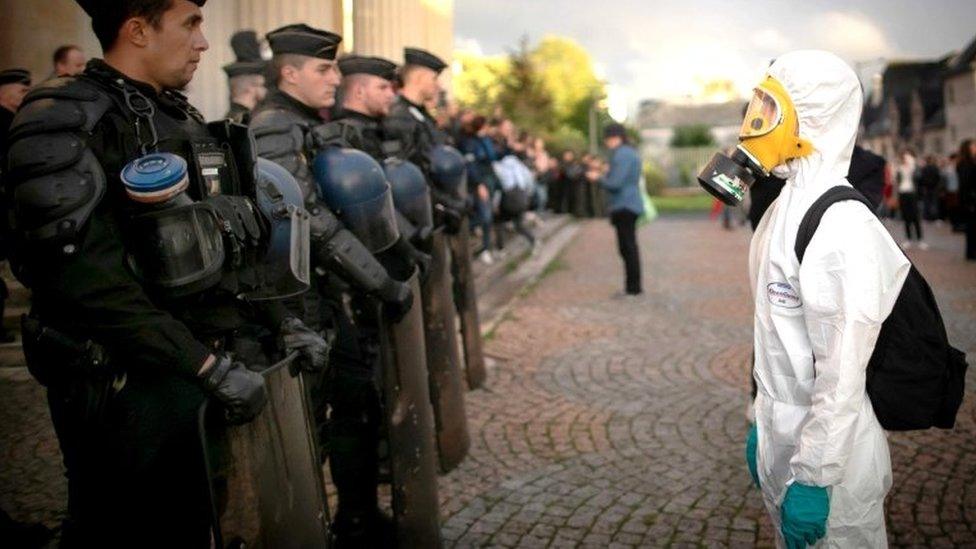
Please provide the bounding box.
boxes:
[0,0,99,82]
[352,0,424,62]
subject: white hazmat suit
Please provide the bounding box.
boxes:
[749,51,911,548]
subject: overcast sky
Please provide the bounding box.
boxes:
[455,0,976,109]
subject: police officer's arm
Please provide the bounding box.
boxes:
[382,109,426,169]
[307,203,407,303]
[792,203,910,487]
[5,86,213,376]
[250,121,309,185]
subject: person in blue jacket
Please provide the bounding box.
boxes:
[589,123,644,296]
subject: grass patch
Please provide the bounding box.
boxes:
[518,255,568,298]
[651,193,714,212]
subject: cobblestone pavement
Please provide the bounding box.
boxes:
[1,216,974,548]
[437,216,976,548]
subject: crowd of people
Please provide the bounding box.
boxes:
[888,143,976,258]
[0,0,651,546]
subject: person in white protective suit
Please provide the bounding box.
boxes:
[738,51,911,548]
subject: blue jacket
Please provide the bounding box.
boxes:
[601,144,644,215]
[460,135,500,194]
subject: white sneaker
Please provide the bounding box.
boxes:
[478,250,494,265]
[901,240,914,249]
[918,241,930,250]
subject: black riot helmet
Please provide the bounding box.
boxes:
[247,158,311,300]
[384,158,433,232]
[312,148,400,253]
[428,145,467,200]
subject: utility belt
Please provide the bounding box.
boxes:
[20,315,119,388]
[22,314,271,386]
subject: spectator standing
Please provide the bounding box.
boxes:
[897,149,926,249]
[529,137,551,212]
[958,139,976,261]
[593,123,644,296]
[945,153,963,231]
[460,115,499,263]
[918,155,943,221]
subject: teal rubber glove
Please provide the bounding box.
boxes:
[746,423,760,488]
[780,483,830,548]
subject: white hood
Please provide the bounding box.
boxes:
[768,50,863,191]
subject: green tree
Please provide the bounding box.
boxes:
[530,36,603,127]
[670,124,716,148]
[496,36,556,133]
[453,50,510,114]
[452,35,634,153]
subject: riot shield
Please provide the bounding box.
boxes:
[420,228,471,473]
[379,271,443,548]
[447,217,487,390]
[199,354,331,549]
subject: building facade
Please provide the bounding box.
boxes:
[0,0,454,120]
[860,34,976,160]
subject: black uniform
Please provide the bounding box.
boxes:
[225,101,252,125]
[0,105,15,343]
[4,60,286,547]
[250,30,410,541]
[0,105,14,156]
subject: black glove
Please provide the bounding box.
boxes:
[200,356,267,425]
[412,226,434,252]
[377,278,414,323]
[278,318,331,373]
[436,204,463,234]
[412,248,432,280]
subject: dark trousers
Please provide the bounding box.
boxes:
[967,208,976,260]
[495,212,535,249]
[900,192,923,240]
[611,209,642,294]
[47,371,212,548]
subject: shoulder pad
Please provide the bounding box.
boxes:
[311,120,360,150]
[310,122,344,149]
[8,76,114,143]
[250,108,309,159]
[4,77,112,254]
[6,144,106,255]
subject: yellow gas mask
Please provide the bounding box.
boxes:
[698,75,814,205]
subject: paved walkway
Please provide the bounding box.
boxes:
[1,215,974,547]
[438,216,976,548]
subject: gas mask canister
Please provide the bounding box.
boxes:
[698,75,814,206]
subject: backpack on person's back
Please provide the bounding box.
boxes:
[795,186,968,431]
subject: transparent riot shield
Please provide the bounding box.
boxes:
[199,353,331,549]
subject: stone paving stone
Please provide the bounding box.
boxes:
[2,217,974,547]
[438,218,976,548]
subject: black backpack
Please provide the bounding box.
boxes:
[795,186,968,431]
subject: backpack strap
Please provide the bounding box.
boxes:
[795,186,874,263]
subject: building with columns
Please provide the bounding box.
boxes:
[0,0,454,120]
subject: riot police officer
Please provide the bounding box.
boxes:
[383,47,487,391]
[249,24,415,546]
[3,2,327,546]
[316,55,432,274]
[222,30,267,125]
